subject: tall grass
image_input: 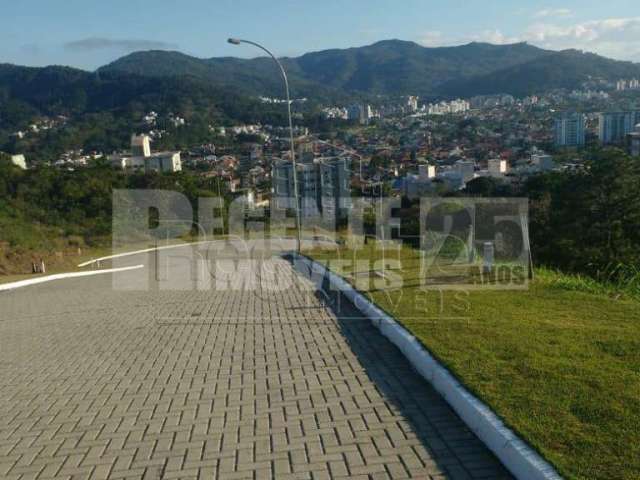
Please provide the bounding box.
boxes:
[595,263,640,298]
[536,264,640,300]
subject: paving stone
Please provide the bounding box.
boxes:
[0,247,512,479]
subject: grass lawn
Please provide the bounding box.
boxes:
[306,241,640,480]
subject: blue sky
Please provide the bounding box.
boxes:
[2,0,639,70]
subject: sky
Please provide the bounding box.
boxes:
[2,0,640,70]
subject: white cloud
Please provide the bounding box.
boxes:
[419,31,445,47]
[417,29,519,47]
[474,30,520,45]
[416,16,640,61]
[524,17,640,60]
[533,8,572,19]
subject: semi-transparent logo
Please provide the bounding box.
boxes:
[110,191,530,319]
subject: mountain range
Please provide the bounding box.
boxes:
[2,39,640,130]
[99,40,640,98]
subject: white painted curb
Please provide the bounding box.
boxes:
[0,265,144,292]
[294,254,562,480]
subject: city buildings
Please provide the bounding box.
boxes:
[319,157,351,221]
[628,124,640,157]
[599,111,640,144]
[398,163,437,199]
[322,107,349,120]
[109,134,182,173]
[616,79,640,91]
[569,90,609,101]
[439,171,466,190]
[238,144,263,184]
[418,163,436,180]
[454,160,475,182]
[469,94,514,109]
[275,159,315,215]
[407,96,419,113]
[272,156,351,220]
[554,113,585,147]
[145,152,182,173]
[487,158,508,177]
[131,134,151,157]
[531,153,555,172]
[348,104,373,125]
[426,99,470,115]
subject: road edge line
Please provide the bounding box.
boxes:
[0,265,144,292]
[77,241,214,267]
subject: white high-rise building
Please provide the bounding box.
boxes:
[616,80,628,91]
[426,99,470,115]
[616,79,639,91]
[407,96,419,113]
[131,134,151,157]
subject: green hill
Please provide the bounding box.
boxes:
[3,40,640,117]
[98,40,640,98]
[100,40,550,97]
[438,49,640,97]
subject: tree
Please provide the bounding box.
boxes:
[524,148,640,277]
[464,177,504,196]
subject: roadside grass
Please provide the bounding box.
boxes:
[536,266,640,300]
[0,246,114,284]
[306,241,640,480]
[0,235,230,285]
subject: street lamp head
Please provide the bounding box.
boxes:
[222,36,301,252]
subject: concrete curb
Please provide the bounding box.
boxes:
[0,265,144,292]
[294,254,562,480]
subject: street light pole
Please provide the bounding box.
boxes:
[227,38,302,253]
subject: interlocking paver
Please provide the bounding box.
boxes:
[0,245,512,479]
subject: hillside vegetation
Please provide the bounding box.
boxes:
[0,154,224,274]
[100,40,640,98]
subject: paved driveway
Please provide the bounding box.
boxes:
[0,243,511,479]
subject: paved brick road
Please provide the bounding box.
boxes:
[0,246,511,479]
